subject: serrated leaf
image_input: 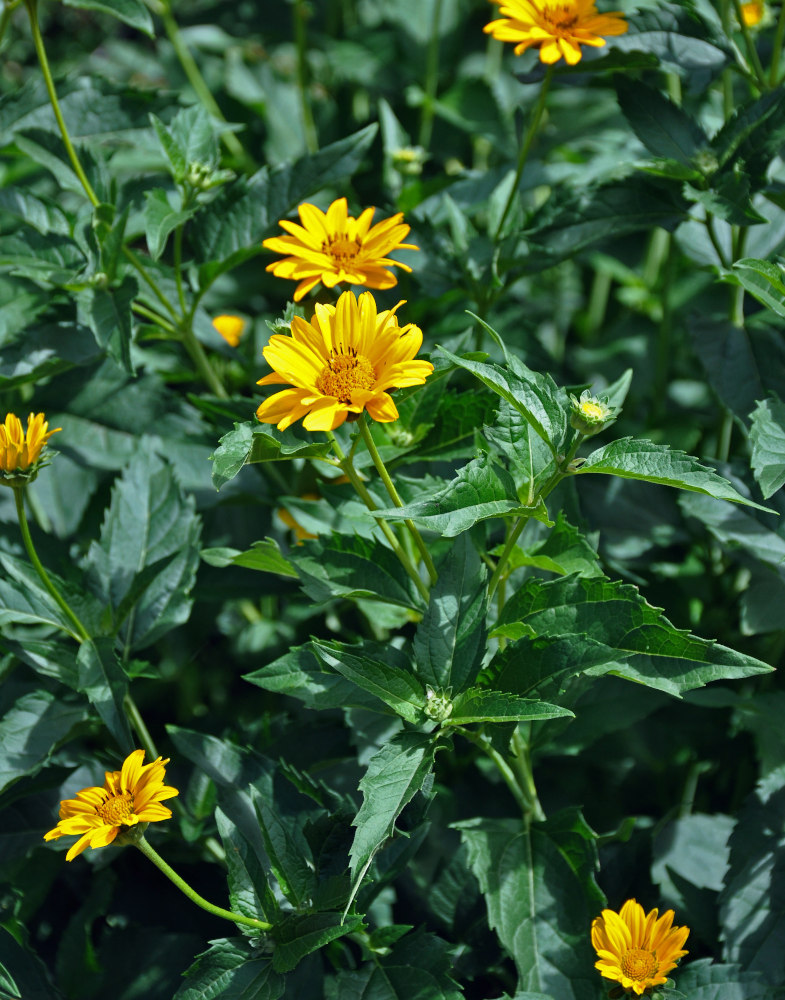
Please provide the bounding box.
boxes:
[496,575,773,697]
[201,540,298,578]
[616,78,708,166]
[75,274,138,375]
[143,190,195,261]
[243,645,375,712]
[448,689,572,724]
[673,959,772,999]
[576,438,772,511]
[251,787,315,909]
[211,422,331,489]
[730,259,785,319]
[215,809,278,924]
[76,638,134,752]
[750,396,785,498]
[413,533,487,694]
[0,188,71,236]
[61,0,153,36]
[688,316,765,424]
[173,938,284,1000]
[0,691,86,796]
[271,914,363,974]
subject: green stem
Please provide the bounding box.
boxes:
[157,2,250,164]
[24,0,100,206]
[512,727,545,822]
[13,487,90,643]
[135,836,273,931]
[132,301,179,335]
[123,693,159,761]
[769,0,785,85]
[181,322,229,397]
[418,0,444,150]
[326,431,430,603]
[493,65,554,242]
[293,0,319,154]
[357,415,437,585]
[173,223,188,315]
[730,0,768,88]
[456,726,530,819]
[652,230,674,422]
[488,515,527,601]
[0,1,18,50]
[704,213,730,268]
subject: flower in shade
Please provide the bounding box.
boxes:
[0,412,60,485]
[44,750,179,861]
[484,0,628,65]
[256,289,433,432]
[740,1,765,27]
[262,197,418,302]
[591,899,689,996]
[213,314,247,347]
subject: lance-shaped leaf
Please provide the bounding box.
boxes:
[173,939,284,1000]
[244,645,379,713]
[616,78,708,166]
[750,396,785,498]
[729,259,785,320]
[251,786,316,909]
[61,0,153,35]
[211,422,330,490]
[575,437,772,510]
[372,456,551,537]
[201,540,298,578]
[413,532,487,694]
[271,914,364,974]
[76,638,134,753]
[215,809,278,924]
[349,731,438,887]
[448,689,572,725]
[312,642,427,724]
[436,346,569,454]
[496,575,773,697]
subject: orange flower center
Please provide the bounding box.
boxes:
[322,235,362,267]
[316,349,376,403]
[542,3,579,28]
[621,948,658,982]
[98,792,137,827]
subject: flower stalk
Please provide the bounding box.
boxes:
[135,835,273,932]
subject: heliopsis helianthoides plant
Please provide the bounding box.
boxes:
[0,411,60,485]
[592,899,690,996]
[212,313,247,347]
[484,0,628,65]
[255,289,433,431]
[262,197,418,301]
[44,749,179,860]
[740,1,765,27]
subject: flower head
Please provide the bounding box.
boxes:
[740,1,766,27]
[213,314,247,347]
[570,389,617,435]
[44,750,179,861]
[592,899,689,996]
[0,412,60,485]
[256,290,433,432]
[484,0,628,65]
[262,197,418,302]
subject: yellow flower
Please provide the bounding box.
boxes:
[278,492,320,542]
[740,1,765,26]
[262,197,418,302]
[212,314,247,347]
[592,899,689,996]
[0,412,60,478]
[44,750,179,862]
[256,289,433,432]
[484,0,628,65]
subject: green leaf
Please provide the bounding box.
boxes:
[730,258,785,319]
[201,540,298,578]
[673,960,773,999]
[215,809,278,924]
[0,929,63,1000]
[271,914,363,974]
[75,274,138,375]
[448,689,572,725]
[496,575,773,697]
[244,645,376,713]
[373,455,551,537]
[0,690,86,795]
[142,190,195,261]
[289,534,425,610]
[616,78,708,166]
[413,533,487,694]
[678,492,785,570]
[750,396,785,498]
[349,731,437,885]
[151,106,222,177]
[173,938,284,1000]
[76,638,134,753]
[576,438,772,511]
[457,817,600,997]
[251,787,315,909]
[211,422,330,490]
[436,346,569,455]
[312,642,427,723]
[85,447,202,651]
[688,316,765,424]
[61,0,154,36]
[0,188,71,236]
[500,512,603,578]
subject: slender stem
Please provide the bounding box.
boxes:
[704,213,730,268]
[512,727,545,822]
[493,65,554,241]
[0,1,18,50]
[357,416,437,585]
[173,223,188,315]
[135,836,273,931]
[181,322,229,397]
[157,2,249,164]
[488,515,528,601]
[132,301,179,334]
[14,487,90,643]
[24,0,99,206]
[326,432,430,602]
[123,693,159,761]
[293,0,319,154]
[455,726,529,817]
[652,230,674,421]
[125,248,181,321]
[730,0,768,88]
[418,0,444,150]
[769,0,785,85]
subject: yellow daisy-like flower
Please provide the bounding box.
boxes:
[44,750,179,862]
[740,1,765,27]
[262,197,418,302]
[213,314,247,348]
[256,289,433,432]
[484,0,628,65]
[591,899,689,996]
[0,412,60,477]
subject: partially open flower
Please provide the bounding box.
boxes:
[44,750,179,861]
[570,390,617,436]
[212,314,247,347]
[0,412,60,486]
[592,899,689,995]
[740,1,766,27]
